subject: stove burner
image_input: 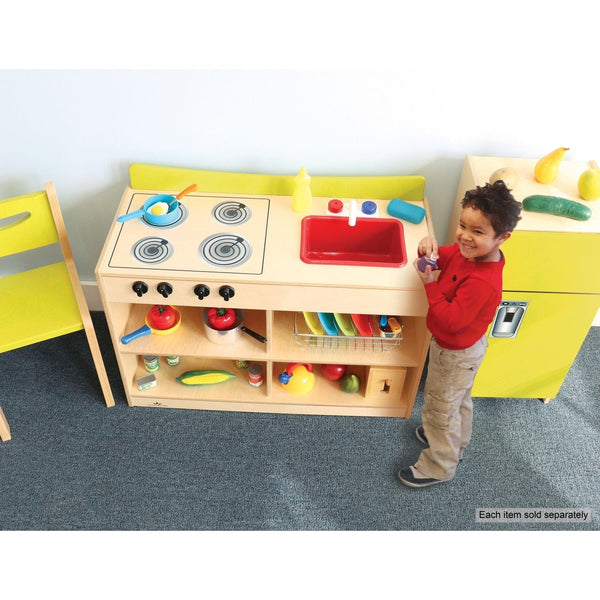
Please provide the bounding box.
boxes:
[199,233,252,269]
[142,203,189,229]
[132,237,174,265]
[212,201,252,226]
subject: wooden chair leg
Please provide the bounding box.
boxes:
[0,406,11,442]
[45,183,115,407]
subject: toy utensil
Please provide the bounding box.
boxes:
[121,308,182,344]
[169,183,197,207]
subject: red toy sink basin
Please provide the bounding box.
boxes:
[300,216,407,267]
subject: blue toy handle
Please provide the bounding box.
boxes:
[117,209,145,223]
[121,324,152,344]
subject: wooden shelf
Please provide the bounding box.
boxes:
[271,311,421,367]
[118,304,268,359]
[128,355,268,404]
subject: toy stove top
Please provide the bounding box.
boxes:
[107,192,270,275]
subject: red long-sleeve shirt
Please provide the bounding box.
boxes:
[423,243,504,350]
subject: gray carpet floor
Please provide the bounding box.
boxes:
[1,313,598,531]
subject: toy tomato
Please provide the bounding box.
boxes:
[147,305,178,330]
[207,307,236,331]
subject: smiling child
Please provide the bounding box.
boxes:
[398,180,522,488]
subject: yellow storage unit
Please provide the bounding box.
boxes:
[448,155,600,401]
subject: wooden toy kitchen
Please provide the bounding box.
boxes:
[95,165,433,418]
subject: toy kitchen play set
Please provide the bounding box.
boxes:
[96,156,599,417]
[96,166,433,418]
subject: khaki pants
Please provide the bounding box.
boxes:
[415,335,488,480]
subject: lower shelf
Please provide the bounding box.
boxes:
[125,356,413,417]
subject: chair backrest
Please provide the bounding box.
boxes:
[0,190,60,257]
[129,163,426,201]
[0,183,114,418]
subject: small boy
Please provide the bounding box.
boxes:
[398,180,522,488]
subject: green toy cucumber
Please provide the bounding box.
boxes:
[522,195,592,221]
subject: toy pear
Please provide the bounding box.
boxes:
[534,147,569,184]
[578,161,600,201]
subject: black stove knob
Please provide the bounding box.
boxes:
[132,281,149,297]
[157,282,173,299]
[219,285,235,302]
[194,284,210,300]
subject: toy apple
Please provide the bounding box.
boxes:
[321,364,347,381]
[147,305,178,330]
[207,307,236,330]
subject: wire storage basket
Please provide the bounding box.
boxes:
[294,312,402,352]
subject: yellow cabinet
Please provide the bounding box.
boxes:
[449,155,600,400]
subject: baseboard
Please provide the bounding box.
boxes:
[82,280,104,311]
[81,280,600,326]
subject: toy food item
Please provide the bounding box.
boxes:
[534,147,569,184]
[147,305,178,330]
[149,201,170,215]
[489,167,520,189]
[417,254,438,272]
[340,373,361,393]
[176,370,236,385]
[278,363,315,395]
[578,161,600,201]
[522,195,592,221]
[207,307,236,330]
[321,364,347,381]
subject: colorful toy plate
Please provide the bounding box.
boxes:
[317,312,339,336]
[303,311,325,335]
[351,314,374,337]
[334,313,356,336]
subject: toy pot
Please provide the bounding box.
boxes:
[202,309,266,345]
[278,363,315,395]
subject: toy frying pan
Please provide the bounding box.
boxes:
[121,309,182,344]
[116,184,197,224]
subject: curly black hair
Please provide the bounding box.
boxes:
[461,180,522,236]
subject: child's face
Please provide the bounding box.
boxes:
[456,206,510,262]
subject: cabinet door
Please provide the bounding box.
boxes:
[473,291,599,399]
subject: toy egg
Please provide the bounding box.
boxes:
[149,201,170,216]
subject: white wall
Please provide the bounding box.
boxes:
[1,67,598,283]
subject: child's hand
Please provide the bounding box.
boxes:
[417,236,438,259]
[413,258,435,284]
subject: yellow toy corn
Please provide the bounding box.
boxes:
[176,370,236,385]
